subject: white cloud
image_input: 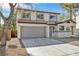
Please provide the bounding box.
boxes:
[0,3,10,11]
[0,3,10,17]
[2,3,10,9]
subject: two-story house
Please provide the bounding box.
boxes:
[16,8,76,39]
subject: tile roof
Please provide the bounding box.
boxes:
[18,19,76,25]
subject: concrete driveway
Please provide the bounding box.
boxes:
[21,38,79,56]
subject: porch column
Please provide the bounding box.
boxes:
[46,26,50,38]
[17,24,21,39]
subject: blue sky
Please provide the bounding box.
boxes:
[2,3,65,17]
[33,3,64,13]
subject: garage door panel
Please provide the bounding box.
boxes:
[21,26,46,38]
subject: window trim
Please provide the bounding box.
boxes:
[49,15,56,20]
[59,26,64,31]
[37,13,44,19]
[22,12,31,19]
[66,27,70,31]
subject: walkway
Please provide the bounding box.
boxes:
[0,38,29,56]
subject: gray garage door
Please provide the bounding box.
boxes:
[21,26,46,38]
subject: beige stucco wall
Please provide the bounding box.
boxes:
[17,23,76,39]
[52,31,71,38]
[57,22,76,37]
[16,9,59,21]
[58,21,76,31]
[16,10,22,20]
[16,9,76,38]
[51,21,76,38]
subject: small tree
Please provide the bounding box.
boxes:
[9,12,17,30]
[0,3,16,46]
[60,3,79,20]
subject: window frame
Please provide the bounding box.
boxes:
[37,13,44,19]
[49,15,57,20]
[59,26,64,31]
[66,27,70,31]
[22,12,31,19]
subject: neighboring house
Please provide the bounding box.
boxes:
[16,8,76,39]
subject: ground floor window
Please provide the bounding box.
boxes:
[59,26,64,31]
[52,27,55,32]
[66,27,70,31]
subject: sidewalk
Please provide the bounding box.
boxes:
[0,38,29,56]
[55,37,79,47]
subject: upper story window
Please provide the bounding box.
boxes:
[49,15,56,20]
[37,13,44,19]
[22,13,31,19]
